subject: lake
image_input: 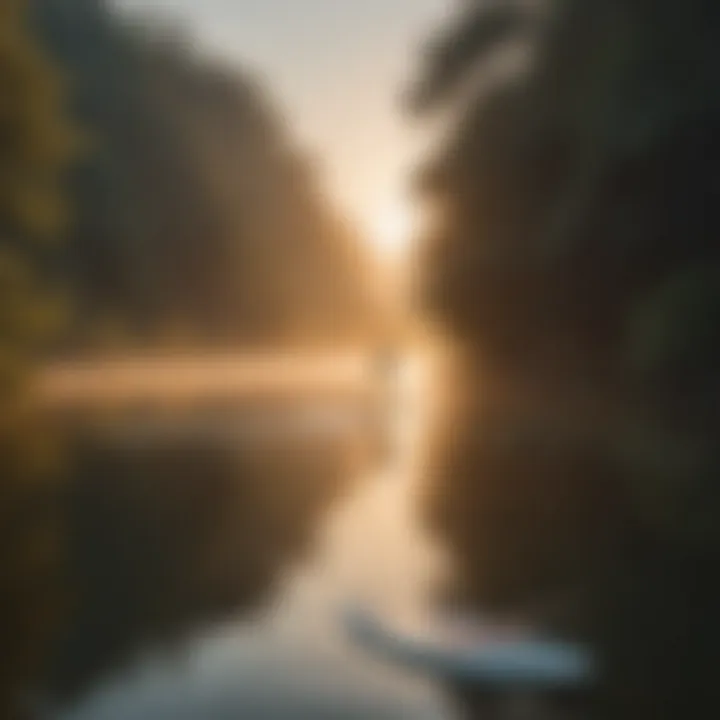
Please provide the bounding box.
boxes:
[36,351,458,720]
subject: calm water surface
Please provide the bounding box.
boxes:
[48,352,458,720]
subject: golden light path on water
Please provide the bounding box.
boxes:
[269,348,450,630]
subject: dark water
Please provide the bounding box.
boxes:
[43,355,456,720]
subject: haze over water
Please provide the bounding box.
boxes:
[53,350,457,720]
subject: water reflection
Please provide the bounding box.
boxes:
[45,351,455,720]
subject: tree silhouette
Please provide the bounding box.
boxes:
[31,0,380,352]
[1,0,76,716]
[413,1,720,716]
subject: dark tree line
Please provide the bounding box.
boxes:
[413,0,720,716]
[2,1,384,713]
[1,0,77,716]
[30,0,380,352]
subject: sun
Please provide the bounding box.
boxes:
[369,201,417,262]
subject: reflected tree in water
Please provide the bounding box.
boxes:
[42,431,362,702]
[1,0,77,716]
[413,0,720,716]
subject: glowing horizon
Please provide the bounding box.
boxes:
[368,196,419,264]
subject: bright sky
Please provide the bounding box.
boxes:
[115,0,451,245]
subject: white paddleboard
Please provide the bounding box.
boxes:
[341,604,595,690]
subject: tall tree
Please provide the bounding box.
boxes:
[1,0,75,715]
[31,0,380,352]
[413,0,720,716]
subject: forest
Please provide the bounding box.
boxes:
[412,0,720,717]
[31,0,380,353]
[3,0,720,718]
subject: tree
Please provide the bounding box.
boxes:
[412,1,720,716]
[1,0,76,715]
[31,0,381,352]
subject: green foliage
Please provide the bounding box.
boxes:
[0,0,75,240]
[627,265,720,384]
[0,0,74,716]
[414,0,720,715]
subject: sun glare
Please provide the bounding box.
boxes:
[370,201,417,262]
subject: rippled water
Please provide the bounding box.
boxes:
[51,352,458,720]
